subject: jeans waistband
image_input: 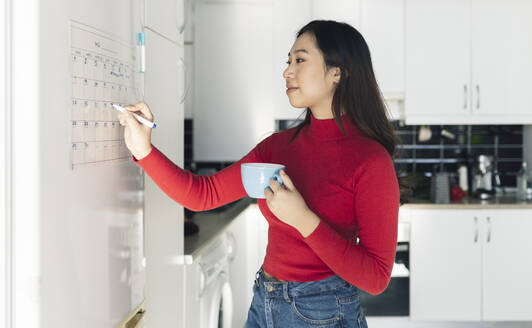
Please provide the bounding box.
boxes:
[254,266,353,299]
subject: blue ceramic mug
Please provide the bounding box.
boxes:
[241,163,285,199]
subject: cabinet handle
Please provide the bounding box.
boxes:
[463,84,468,110]
[178,0,187,35]
[178,57,190,104]
[476,84,480,110]
[486,216,491,243]
[474,216,478,243]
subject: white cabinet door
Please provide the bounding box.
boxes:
[225,203,268,328]
[143,29,186,328]
[405,0,471,125]
[360,0,405,120]
[471,0,532,124]
[360,0,404,98]
[482,209,532,321]
[311,0,361,29]
[272,0,311,120]
[144,0,185,44]
[194,0,274,161]
[226,206,256,328]
[410,209,481,321]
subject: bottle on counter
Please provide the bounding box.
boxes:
[516,161,528,200]
[458,164,468,195]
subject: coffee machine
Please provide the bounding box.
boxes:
[471,154,496,199]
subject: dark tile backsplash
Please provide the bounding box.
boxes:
[392,123,523,187]
[184,119,524,187]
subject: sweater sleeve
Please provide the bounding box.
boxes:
[131,136,271,211]
[303,151,399,295]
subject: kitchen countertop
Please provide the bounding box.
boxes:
[182,191,531,262]
[184,197,256,260]
[401,192,532,209]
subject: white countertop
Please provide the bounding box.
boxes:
[401,193,532,209]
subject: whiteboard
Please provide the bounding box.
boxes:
[10,1,147,327]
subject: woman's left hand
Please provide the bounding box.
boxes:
[264,170,320,237]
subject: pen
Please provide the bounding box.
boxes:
[112,103,156,128]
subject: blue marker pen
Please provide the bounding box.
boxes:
[137,32,145,73]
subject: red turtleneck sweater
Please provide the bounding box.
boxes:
[133,113,399,295]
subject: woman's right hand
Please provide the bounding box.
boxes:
[118,101,154,160]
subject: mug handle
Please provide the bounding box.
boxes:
[273,171,284,186]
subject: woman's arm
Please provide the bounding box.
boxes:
[132,136,271,211]
[303,151,400,296]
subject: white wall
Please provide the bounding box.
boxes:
[1,0,11,325]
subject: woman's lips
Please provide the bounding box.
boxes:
[286,88,298,94]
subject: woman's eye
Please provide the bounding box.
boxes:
[286,59,303,65]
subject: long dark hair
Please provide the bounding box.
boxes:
[287,20,411,204]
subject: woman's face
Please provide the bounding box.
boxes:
[283,32,341,117]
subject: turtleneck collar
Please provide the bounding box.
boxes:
[306,112,362,140]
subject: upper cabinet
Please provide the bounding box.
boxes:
[470,0,532,123]
[405,0,470,124]
[194,0,275,161]
[144,0,185,45]
[405,0,532,125]
[272,0,312,120]
[360,0,405,120]
[311,0,361,28]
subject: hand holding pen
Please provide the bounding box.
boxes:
[117,101,154,160]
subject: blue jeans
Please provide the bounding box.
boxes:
[245,266,368,328]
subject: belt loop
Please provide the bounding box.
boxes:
[282,283,291,303]
[254,268,261,286]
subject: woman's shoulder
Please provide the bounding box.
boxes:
[346,135,393,168]
[258,126,300,144]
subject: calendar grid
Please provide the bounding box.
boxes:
[69,22,142,169]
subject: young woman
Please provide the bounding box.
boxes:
[118,20,403,328]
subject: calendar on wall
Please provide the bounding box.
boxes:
[69,21,142,169]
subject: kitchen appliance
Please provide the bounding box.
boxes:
[472,155,495,199]
[185,232,235,328]
[430,172,450,203]
[359,218,410,316]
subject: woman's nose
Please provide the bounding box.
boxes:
[283,67,293,79]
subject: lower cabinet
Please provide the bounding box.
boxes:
[410,208,532,321]
[226,203,268,328]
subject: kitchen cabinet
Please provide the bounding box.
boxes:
[482,210,532,321]
[410,209,532,321]
[470,0,532,123]
[143,28,186,328]
[194,0,275,161]
[410,209,481,321]
[311,0,361,29]
[144,0,185,45]
[405,0,532,125]
[360,0,405,120]
[272,0,312,120]
[225,203,267,328]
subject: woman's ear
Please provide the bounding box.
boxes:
[332,66,344,84]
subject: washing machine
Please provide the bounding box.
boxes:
[185,231,235,328]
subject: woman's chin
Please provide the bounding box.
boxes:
[288,100,307,109]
